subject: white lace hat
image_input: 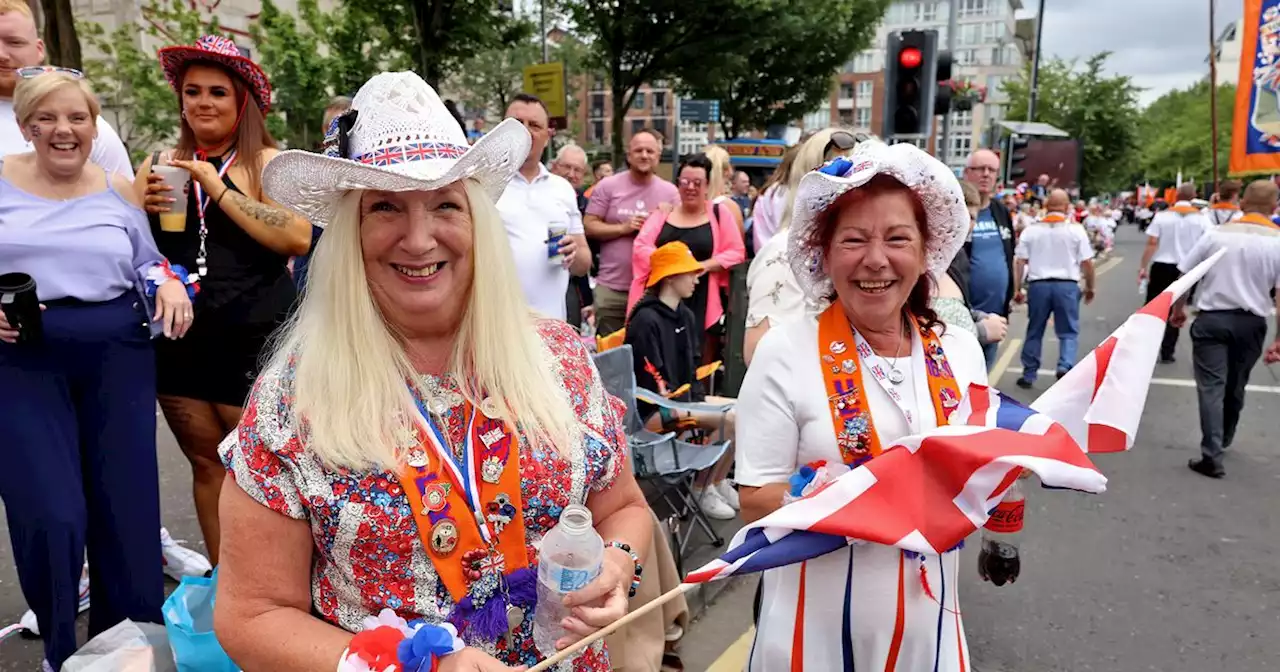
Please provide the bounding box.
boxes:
[262,71,529,226]
[786,140,968,302]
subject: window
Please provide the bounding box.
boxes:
[839,82,855,99]
[591,121,604,142]
[631,119,646,135]
[652,119,668,141]
[838,109,855,126]
[986,75,1006,98]
[590,93,606,118]
[914,1,937,22]
[856,80,873,103]
[949,136,973,162]
[952,110,973,128]
[956,49,977,65]
[653,92,667,115]
[632,92,645,110]
[957,0,988,18]
[847,51,877,74]
[854,108,871,129]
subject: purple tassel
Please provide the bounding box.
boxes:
[449,567,538,642]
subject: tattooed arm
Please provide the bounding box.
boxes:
[213,149,311,256]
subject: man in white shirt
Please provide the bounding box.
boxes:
[1171,180,1280,479]
[1012,189,1096,389]
[0,1,133,176]
[496,93,589,320]
[1207,179,1242,227]
[1139,184,1211,362]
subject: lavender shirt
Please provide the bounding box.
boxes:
[0,172,164,302]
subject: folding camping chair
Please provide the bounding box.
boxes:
[592,346,734,556]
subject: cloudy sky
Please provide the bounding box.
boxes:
[1019,0,1241,106]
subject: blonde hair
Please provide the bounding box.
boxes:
[13,73,100,125]
[703,144,732,198]
[779,128,848,233]
[0,0,33,17]
[958,180,981,208]
[267,179,579,471]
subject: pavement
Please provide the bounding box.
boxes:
[2,224,1278,670]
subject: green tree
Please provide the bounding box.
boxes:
[680,0,890,138]
[1135,80,1234,187]
[40,0,82,69]
[446,26,540,119]
[1002,52,1141,194]
[250,0,332,149]
[563,0,775,162]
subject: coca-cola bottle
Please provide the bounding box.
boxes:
[978,479,1023,586]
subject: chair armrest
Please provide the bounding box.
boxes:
[635,388,735,414]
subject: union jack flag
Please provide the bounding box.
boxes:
[685,251,1225,585]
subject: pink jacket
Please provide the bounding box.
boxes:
[627,201,746,330]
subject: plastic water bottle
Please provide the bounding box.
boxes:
[1138,277,1149,297]
[977,480,1023,587]
[533,504,603,656]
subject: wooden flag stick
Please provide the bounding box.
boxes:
[526,583,698,672]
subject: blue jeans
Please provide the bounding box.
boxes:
[982,341,1001,370]
[1020,280,1081,382]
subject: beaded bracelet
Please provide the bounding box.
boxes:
[606,541,643,598]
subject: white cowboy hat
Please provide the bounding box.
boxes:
[262,71,530,225]
[786,140,969,302]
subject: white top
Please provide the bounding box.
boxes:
[1147,202,1210,265]
[1015,219,1094,282]
[495,164,584,320]
[0,99,134,178]
[1207,205,1240,227]
[1179,219,1280,318]
[736,315,987,671]
[745,231,820,329]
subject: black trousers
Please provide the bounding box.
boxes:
[1147,261,1182,359]
[1191,310,1268,468]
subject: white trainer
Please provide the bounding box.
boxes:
[161,527,212,581]
[715,480,740,510]
[693,486,736,521]
[21,564,90,637]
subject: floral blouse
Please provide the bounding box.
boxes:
[219,319,627,671]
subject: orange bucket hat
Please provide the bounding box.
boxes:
[646,242,705,288]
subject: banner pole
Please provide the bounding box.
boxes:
[1209,0,1220,192]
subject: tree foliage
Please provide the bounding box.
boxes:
[1002,53,1141,194]
[249,0,333,149]
[445,25,541,119]
[563,0,776,162]
[40,0,82,69]
[1135,80,1234,187]
[679,0,890,138]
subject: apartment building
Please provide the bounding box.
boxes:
[571,75,682,155]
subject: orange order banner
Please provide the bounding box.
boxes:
[1230,0,1280,177]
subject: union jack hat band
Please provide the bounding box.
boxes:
[262,71,529,227]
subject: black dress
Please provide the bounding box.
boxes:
[655,220,713,339]
[150,154,296,406]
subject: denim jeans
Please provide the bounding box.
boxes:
[1020,280,1081,382]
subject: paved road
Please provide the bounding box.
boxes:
[681,225,1280,671]
[2,225,1277,670]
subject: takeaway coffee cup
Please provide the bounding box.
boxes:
[0,273,42,344]
[547,225,568,266]
[152,164,191,233]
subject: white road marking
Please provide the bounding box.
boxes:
[989,337,1023,383]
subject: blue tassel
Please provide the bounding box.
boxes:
[449,567,537,642]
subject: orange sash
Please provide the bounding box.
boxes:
[1169,205,1200,215]
[1234,212,1280,229]
[1041,213,1068,224]
[398,400,529,603]
[817,303,961,467]
[1210,203,1239,211]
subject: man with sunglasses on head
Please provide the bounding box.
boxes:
[0,1,132,177]
[963,148,1017,368]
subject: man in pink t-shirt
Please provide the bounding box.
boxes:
[585,129,679,335]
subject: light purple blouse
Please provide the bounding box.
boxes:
[0,173,164,302]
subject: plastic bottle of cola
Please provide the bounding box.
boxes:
[978,479,1024,587]
[533,504,604,656]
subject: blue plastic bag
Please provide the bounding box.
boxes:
[162,570,239,672]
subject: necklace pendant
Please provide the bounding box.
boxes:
[427,395,450,415]
[196,257,208,277]
[888,368,906,385]
[505,604,524,647]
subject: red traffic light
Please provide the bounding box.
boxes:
[899,47,922,69]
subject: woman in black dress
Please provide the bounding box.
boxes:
[133,36,311,565]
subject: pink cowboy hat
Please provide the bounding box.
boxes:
[158,35,272,113]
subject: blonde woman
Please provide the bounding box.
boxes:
[743,128,863,364]
[703,144,745,236]
[213,72,650,672]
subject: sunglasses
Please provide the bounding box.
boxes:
[17,66,84,79]
[825,130,870,156]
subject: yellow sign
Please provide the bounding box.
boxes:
[522,62,566,120]
[722,142,786,159]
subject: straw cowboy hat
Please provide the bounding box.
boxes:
[261,71,530,225]
[787,140,969,302]
[158,35,272,113]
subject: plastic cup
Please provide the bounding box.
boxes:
[152,165,190,233]
[547,225,568,266]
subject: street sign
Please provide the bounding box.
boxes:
[522,62,567,128]
[680,99,720,123]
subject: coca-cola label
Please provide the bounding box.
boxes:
[984,500,1025,534]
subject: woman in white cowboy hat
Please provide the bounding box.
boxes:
[213,71,650,672]
[734,141,991,671]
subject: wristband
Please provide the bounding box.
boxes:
[215,187,230,206]
[145,260,200,300]
[606,541,643,598]
[338,609,464,672]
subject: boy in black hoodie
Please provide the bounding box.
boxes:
[626,241,739,520]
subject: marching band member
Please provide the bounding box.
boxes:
[1139,184,1211,363]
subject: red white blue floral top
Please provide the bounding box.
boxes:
[219,318,626,670]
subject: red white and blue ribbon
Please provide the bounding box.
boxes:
[145,260,200,299]
[337,609,464,672]
[192,149,238,277]
[409,395,493,545]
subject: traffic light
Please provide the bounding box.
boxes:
[883,30,939,138]
[934,50,953,117]
[1006,135,1029,181]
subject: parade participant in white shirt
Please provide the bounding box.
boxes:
[1013,189,1096,389]
[1207,179,1242,227]
[496,93,589,320]
[1171,180,1280,479]
[1139,184,1211,362]
[736,141,989,672]
[0,1,132,177]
